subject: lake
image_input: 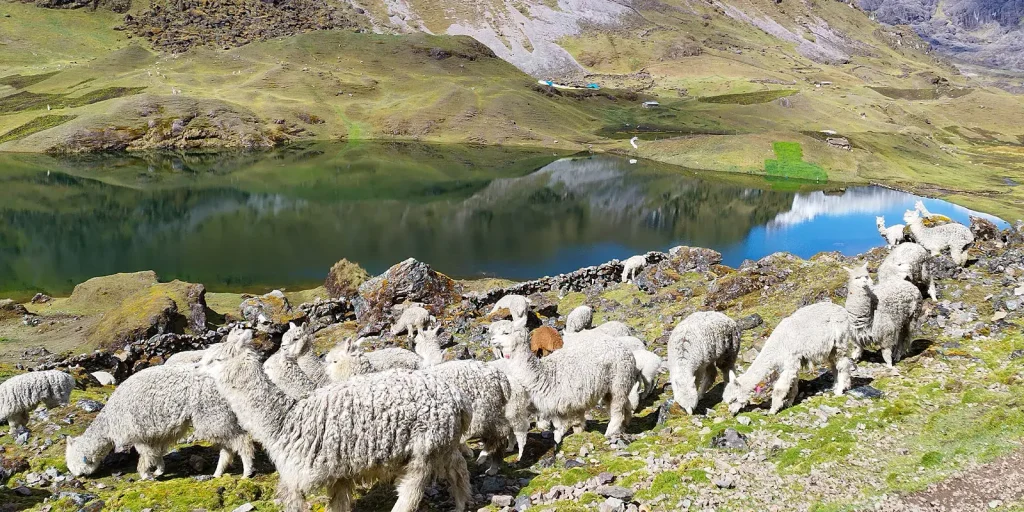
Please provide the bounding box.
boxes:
[0,143,1007,300]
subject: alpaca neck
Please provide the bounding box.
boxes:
[845,283,876,339]
[416,339,444,367]
[738,353,776,392]
[297,352,326,385]
[907,219,926,237]
[506,338,547,394]
[215,352,296,449]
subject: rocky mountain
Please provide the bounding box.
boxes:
[858,0,1024,71]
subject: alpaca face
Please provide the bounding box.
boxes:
[845,263,872,291]
[876,216,885,227]
[721,379,751,415]
[65,436,109,477]
[199,328,253,376]
[903,209,920,224]
[488,318,528,358]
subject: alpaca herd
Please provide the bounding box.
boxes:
[0,202,981,512]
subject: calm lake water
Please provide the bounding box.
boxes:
[0,143,1007,300]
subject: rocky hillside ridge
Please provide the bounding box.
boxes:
[859,0,1024,72]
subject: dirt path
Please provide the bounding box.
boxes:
[877,449,1024,511]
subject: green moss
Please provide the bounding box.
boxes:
[920,451,943,467]
[765,142,828,181]
[0,87,146,114]
[0,114,77,144]
[0,71,59,89]
[698,89,797,105]
[87,279,206,349]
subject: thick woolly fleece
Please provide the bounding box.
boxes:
[65,364,253,480]
[878,242,936,300]
[200,339,471,512]
[868,269,923,367]
[324,339,423,382]
[667,312,741,414]
[488,295,530,320]
[490,318,638,443]
[564,305,593,334]
[391,306,432,339]
[904,210,974,266]
[0,370,73,433]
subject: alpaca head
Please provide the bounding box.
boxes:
[844,263,872,291]
[488,317,529,358]
[566,305,593,333]
[889,261,914,282]
[875,216,885,228]
[280,322,312,358]
[65,435,112,477]
[915,200,928,215]
[673,373,700,415]
[199,328,255,378]
[721,370,751,415]
[903,209,921,225]
[324,337,368,383]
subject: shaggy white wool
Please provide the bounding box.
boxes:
[564,305,593,334]
[488,295,531,320]
[904,210,974,266]
[390,306,433,340]
[879,242,936,300]
[621,255,647,283]
[667,312,741,415]
[1,370,74,434]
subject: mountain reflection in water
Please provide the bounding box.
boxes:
[0,143,1005,299]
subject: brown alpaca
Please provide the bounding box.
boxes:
[530,326,563,357]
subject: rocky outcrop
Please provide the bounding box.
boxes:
[970,215,1000,241]
[298,298,354,332]
[239,290,304,335]
[704,253,798,310]
[323,258,370,300]
[354,258,461,336]
[86,280,208,350]
[66,271,160,314]
[634,247,723,292]
[0,299,29,321]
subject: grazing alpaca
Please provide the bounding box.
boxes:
[667,312,742,415]
[878,242,936,300]
[489,317,638,443]
[199,333,472,512]
[904,210,974,266]
[866,262,923,367]
[1,370,73,434]
[621,255,647,283]
[722,264,874,414]
[488,295,531,321]
[390,306,433,340]
[564,305,593,334]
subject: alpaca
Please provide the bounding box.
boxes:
[323,338,422,382]
[592,321,633,337]
[915,200,952,224]
[488,295,531,320]
[667,312,742,415]
[420,361,512,476]
[564,305,593,334]
[1,370,74,434]
[390,306,433,340]
[65,362,254,480]
[530,326,563,356]
[621,255,647,283]
[904,210,974,266]
[876,216,906,248]
[864,262,923,367]
[198,336,472,512]
[562,331,647,408]
[489,317,638,443]
[631,349,664,400]
[281,322,329,387]
[722,265,874,414]
[264,325,319,399]
[878,242,936,300]
[164,329,251,366]
[413,326,446,367]
[486,358,535,462]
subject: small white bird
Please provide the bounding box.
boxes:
[630,136,639,149]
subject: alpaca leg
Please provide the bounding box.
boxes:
[214,448,234,477]
[276,480,306,512]
[326,478,355,512]
[605,386,633,437]
[833,357,853,395]
[770,369,798,414]
[882,348,894,367]
[693,366,708,397]
[700,364,717,397]
[8,411,28,434]
[392,458,431,512]
[135,444,159,480]
[459,444,474,458]
[443,448,471,512]
[236,436,255,478]
[514,430,528,462]
[628,381,641,411]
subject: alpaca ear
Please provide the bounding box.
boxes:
[842,266,852,274]
[512,316,528,331]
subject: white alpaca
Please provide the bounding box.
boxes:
[863,262,923,367]
[489,317,638,443]
[279,322,329,387]
[904,210,974,266]
[264,325,319,399]
[621,255,647,283]
[164,329,252,366]
[562,331,648,408]
[878,242,936,299]
[1,370,74,434]
[486,358,535,462]
[667,312,742,415]
[631,349,664,400]
[390,306,433,340]
[876,216,906,248]
[198,335,472,512]
[564,305,593,334]
[592,321,633,337]
[488,295,531,320]
[323,338,422,382]
[65,363,254,480]
[722,265,874,414]
[413,326,446,367]
[914,200,951,222]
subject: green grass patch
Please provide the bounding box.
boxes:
[0,71,59,89]
[765,141,828,181]
[0,114,76,144]
[698,89,797,105]
[0,87,146,114]
[868,86,972,100]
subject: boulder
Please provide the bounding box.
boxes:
[635,247,723,291]
[705,253,794,309]
[323,258,370,300]
[0,299,29,321]
[67,271,160,314]
[354,258,461,335]
[240,290,305,334]
[970,216,1000,241]
[87,280,208,350]
[0,453,29,485]
[711,428,748,450]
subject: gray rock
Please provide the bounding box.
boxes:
[57,492,97,506]
[90,371,117,386]
[79,501,105,512]
[711,428,748,450]
[189,455,206,473]
[714,475,736,489]
[1011,349,1024,360]
[480,476,506,493]
[596,471,615,485]
[514,495,530,512]
[564,458,585,469]
[596,485,634,500]
[599,497,625,512]
[77,399,105,413]
[231,503,255,512]
[14,486,32,496]
[848,385,883,399]
[736,313,763,330]
[737,416,752,426]
[491,495,513,508]
[14,428,29,445]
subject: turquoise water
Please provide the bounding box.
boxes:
[0,143,1005,300]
